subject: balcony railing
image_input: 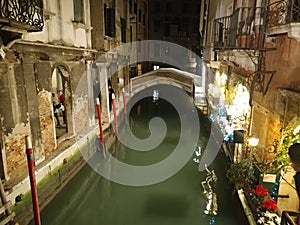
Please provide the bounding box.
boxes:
[267,0,300,27]
[214,7,265,50]
[0,0,44,32]
[214,2,300,50]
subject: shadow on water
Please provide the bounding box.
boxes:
[32,90,244,225]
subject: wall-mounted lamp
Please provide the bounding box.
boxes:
[248,136,259,147]
[247,135,259,160]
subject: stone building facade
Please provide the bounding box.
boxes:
[202,0,300,212]
[148,0,201,73]
[0,0,95,183]
[0,0,133,186]
[203,0,300,159]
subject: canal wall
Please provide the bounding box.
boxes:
[8,128,96,206]
[9,90,128,205]
[13,126,117,225]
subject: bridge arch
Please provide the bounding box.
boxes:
[130,68,198,96]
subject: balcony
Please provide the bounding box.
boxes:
[267,0,300,40]
[267,0,300,27]
[0,0,44,32]
[213,1,300,50]
[213,7,265,50]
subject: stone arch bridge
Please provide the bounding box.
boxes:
[129,68,208,115]
[130,68,199,96]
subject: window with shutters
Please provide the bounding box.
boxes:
[154,1,160,12]
[130,26,133,42]
[154,20,160,32]
[134,3,137,14]
[192,19,199,34]
[166,1,171,12]
[138,9,142,23]
[129,0,133,13]
[104,4,116,37]
[164,16,170,36]
[73,0,84,23]
[121,18,126,43]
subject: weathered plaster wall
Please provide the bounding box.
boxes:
[23,0,92,48]
[22,56,45,164]
[248,34,300,152]
[0,62,37,181]
[74,97,89,136]
[0,50,96,180]
[266,35,300,91]
[255,34,300,121]
[68,61,91,136]
[252,104,281,148]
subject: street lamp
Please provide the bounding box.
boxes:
[248,135,259,160]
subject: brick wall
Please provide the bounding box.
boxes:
[4,124,30,180]
[38,90,56,158]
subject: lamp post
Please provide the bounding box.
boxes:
[247,136,259,161]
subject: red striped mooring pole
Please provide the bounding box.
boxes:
[25,136,41,225]
[96,98,105,145]
[112,93,118,137]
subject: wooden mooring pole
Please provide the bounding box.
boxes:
[112,93,118,137]
[96,98,105,145]
[25,136,41,225]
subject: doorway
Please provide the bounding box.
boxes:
[51,66,70,139]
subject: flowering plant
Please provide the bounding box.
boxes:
[257,211,281,225]
[260,199,277,212]
[250,184,269,205]
[250,184,281,224]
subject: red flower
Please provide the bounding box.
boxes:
[261,199,277,212]
[255,184,269,197]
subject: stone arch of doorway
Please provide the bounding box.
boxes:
[51,63,72,140]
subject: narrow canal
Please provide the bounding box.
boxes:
[33,86,244,225]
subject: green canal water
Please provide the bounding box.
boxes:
[34,88,244,225]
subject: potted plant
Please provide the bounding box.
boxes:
[237,33,253,48]
[226,158,257,190]
[271,124,300,173]
[250,184,281,225]
[236,20,253,48]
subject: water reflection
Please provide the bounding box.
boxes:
[34,95,242,225]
